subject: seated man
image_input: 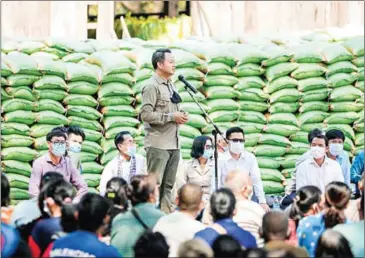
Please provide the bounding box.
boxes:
[202,169,265,246]
[217,127,269,211]
[261,211,308,258]
[351,150,364,197]
[195,188,257,249]
[296,133,344,192]
[99,131,147,196]
[154,183,206,257]
[29,129,88,201]
[66,126,85,172]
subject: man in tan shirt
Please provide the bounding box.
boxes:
[140,48,188,213]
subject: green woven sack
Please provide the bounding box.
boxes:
[1,160,32,177]
[63,95,98,107]
[34,99,65,114]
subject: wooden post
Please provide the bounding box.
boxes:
[168,0,179,18]
[96,1,117,40]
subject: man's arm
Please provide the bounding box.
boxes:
[69,162,88,201]
[285,169,297,195]
[140,84,175,125]
[99,163,114,196]
[351,151,364,184]
[343,155,351,186]
[250,157,267,204]
[29,160,42,198]
[295,165,306,191]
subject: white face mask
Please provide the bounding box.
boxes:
[230,141,244,154]
[310,146,326,159]
[329,143,343,156]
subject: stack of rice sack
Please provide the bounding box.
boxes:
[82,50,136,192]
[321,42,361,159]
[251,44,299,196]
[195,44,238,155]
[343,37,365,157]
[1,50,40,204]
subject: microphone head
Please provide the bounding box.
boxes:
[178,75,185,81]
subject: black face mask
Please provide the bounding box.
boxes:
[170,91,182,104]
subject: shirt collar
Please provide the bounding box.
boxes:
[45,152,65,165]
[153,73,171,86]
[309,156,330,167]
[227,151,245,161]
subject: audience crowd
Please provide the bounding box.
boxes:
[1,125,364,258]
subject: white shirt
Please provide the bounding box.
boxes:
[153,211,206,257]
[99,154,147,196]
[216,151,266,204]
[296,156,344,192]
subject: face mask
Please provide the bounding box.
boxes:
[69,142,82,153]
[329,143,343,156]
[223,146,229,152]
[52,143,66,157]
[310,146,326,159]
[202,149,213,159]
[126,146,136,157]
[230,141,244,154]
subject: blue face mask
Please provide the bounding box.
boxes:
[52,143,66,157]
[202,149,213,159]
[126,146,136,157]
[69,142,82,153]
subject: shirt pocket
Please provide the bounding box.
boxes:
[156,94,170,112]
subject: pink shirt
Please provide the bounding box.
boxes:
[29,153,88,201]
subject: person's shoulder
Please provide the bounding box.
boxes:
[33,154,47,164]
[141,78,158,92]
[135,153,146,162]
[243,150,256,160]
[326,158,342,169]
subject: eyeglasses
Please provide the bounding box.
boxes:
[229,139,245,143]
[205,145,213,150]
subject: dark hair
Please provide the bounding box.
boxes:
[105,177,129,211]
[152,48,172,70]
[191,136,213,159]
[315,229,354,258]
[67,125,85,141]
[38,179,75,217]
[323,182,351,228]
[1,173,10,207]
[289,186,322,226]
[46,129,67,142]
[134,231,169,258]
[326,129,345,142]
[127,175,156,206]
[262,211,288,242]
[40,172,64,190]
[212,235,242,257]
[51,126,68,134]
[267,249,297,258]
[241,248,268,258]
[210,188,236,221]
[226,127,244,140]
[114,131,132,149]
[310,134,329,147]
[60,204,78,233]
[78,193,111,232]
[308,128,325,143]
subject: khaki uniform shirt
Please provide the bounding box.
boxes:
[140,73,180,150]
[177,159,213,203]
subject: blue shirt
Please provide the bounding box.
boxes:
[297,213,350,257]
[351,150,364,184]
[194,218,257,248]
[336,152,351,187]
[51,230,122,257]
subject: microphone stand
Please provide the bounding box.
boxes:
[183,85,228,190]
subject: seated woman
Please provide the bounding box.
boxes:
[177,136,214,204]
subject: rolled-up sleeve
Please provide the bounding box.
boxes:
[250,157,266,204]
[140,84,174,125]
[29,159,42,198]
[69,164,88,201]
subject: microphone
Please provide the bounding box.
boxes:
[178,75,198,94]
